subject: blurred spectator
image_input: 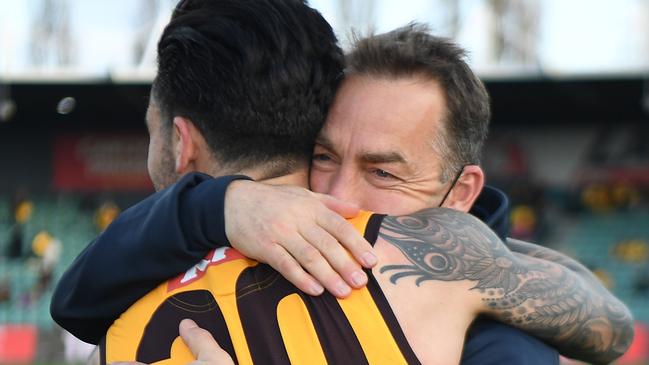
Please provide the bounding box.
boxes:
[611,184,641,210]
[581,183,612,213]
[581,183,643,213]
[6,190,33,260]
[507,180,547,242]
[94,201,120,232]
[6,225,24,259]
[591,268,614,290]
[510,205,538,241]
[14,200,33,224]
[612,239,649,264]
[30,231,61,302]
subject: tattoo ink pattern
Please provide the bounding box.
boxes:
[380,214,526,293]
[378,208,634,365]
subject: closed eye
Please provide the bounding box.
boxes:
[312,153,332,162]
[370,168,399,180]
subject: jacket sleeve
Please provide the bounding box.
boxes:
[461,317,560,365]
[50,173,251,344]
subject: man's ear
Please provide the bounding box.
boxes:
[443,165,485,213]
[173,117,198,175]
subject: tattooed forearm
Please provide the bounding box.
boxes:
[504,238,635,362]
[506,238,600,279]
[378,208,634,364]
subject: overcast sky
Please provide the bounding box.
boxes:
[1,0,648,78]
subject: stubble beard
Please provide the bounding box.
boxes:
[151,144,179,192]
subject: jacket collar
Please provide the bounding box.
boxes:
[469,185,510,240]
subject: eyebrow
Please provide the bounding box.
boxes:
[315,134,335,152]
[359,151,407,165]
[315,135,409,166]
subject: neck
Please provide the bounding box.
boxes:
[218,163,309,189]
[259,169,309,188]
[198,156,310,188]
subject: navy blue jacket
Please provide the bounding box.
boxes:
[51,173,558,364]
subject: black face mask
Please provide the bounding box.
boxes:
[438,165,469,207]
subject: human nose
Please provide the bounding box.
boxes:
[326,169,363,208]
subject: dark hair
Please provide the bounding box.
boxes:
[152,0,344,174]
[346,23,490,182]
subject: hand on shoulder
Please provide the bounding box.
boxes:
[224,180,378,298]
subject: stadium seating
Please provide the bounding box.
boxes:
[554,211,649,323]
[0,195,96,330]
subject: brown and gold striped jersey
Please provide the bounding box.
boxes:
[103,211,420,365]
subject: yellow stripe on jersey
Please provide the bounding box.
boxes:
[206,259,255,365]
[105,285,162,363]
[337,289,409,365]
[348,210,375,235]
[340,211,409,365]
[157,337,193,365]
[277,294,328,365]
[213,291,254,365]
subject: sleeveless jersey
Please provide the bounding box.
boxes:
[102,211,420,365]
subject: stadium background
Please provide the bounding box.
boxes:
[0,0,648,364]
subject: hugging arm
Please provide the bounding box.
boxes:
[505,237,613,296]
[378,208,633,364]
[51,175,371,344]
[51,173,247,344]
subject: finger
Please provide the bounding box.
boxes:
[265,244,325,296]
[315,208,378,269]
[179,319,234,364]
[300,224,367,290]
[314,193,360,218]
[280,233,353,298]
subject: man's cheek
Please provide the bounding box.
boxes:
[309,170,329,194]
[363,193,413,216]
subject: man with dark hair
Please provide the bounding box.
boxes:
[148,0,344,189]
[52,2,632,364]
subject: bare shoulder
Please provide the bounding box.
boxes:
[369,208,489,364]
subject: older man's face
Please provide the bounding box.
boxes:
[309,75,454,215]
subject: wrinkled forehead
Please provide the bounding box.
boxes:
[318,75,446,160]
